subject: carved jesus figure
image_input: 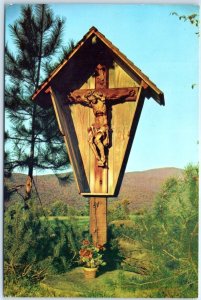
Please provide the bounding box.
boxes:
[68,88,135,167]
[85,90,109,167]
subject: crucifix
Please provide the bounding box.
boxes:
[66,64,137,246]
[32,27,164,248]
[67,64,136,167]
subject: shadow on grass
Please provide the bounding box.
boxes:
[97,225,125,277]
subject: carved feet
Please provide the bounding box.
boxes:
[97,159,106,167]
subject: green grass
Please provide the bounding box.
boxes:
[40,214,144,234]
[41,214,142,220]
[39,267,187,298]
[41,214,141,228]
[40,267,141,297]
[42,214,140,224]
[47,216,89,221]
[129,214,144,221]
[41,215,89,227]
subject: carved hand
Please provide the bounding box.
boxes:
[68,92,83,103]
[129,89,135,97]
[67,92,75,103]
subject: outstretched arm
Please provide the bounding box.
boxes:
[67,91,89,105]
[106,88,136,101]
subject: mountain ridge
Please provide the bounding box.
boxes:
[5,167,183,211]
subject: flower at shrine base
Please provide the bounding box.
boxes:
[79,240,106,269]
[82,239,90,246]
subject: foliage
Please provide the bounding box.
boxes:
[4,200,81,286]
[79,240,106,268]
[48,200,68,216]
[4,276,57,297]
[171,11,199,89]
[104,233,125,270]
[109,164,198,297]
[43,39,75,77]
[108,199,130,223]
[4,164,198,297]
[40,200,88,218]
[171,12,199,33]
[5,4,73,179]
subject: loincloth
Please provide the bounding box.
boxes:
[88,124,108,136]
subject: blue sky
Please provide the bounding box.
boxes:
[5,4,199,172]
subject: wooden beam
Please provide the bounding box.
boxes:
[67,87,138,102]
[47,87,90,194]
[90,197,107,246]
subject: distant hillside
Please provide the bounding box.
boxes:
[119,168,183,209]
[5,168,183,211]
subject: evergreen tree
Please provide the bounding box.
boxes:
[4,201,77,282]
[110,164,198,297]
[5,4,72,195]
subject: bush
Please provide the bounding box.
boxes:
[48,200,68,216]
[108,164,198,297]
[4,275,56,297]
[4,200,82,283]
[46,200,89,217]
[108,199,130,223]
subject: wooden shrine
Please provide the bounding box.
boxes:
[33,27,164,246]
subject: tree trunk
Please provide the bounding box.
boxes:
[26,5,45,195]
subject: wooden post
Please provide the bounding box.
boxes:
[90,197,107,246]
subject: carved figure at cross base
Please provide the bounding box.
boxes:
[68,88,135,167]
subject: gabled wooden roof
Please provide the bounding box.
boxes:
[33,26,164,106]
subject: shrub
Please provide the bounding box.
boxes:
[49,200,68,216]
[108,164,198,297]
[108,199,130,223]
[4,200,80,282]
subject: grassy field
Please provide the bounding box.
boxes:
[39,266,188,298]
[39,267,155,297]
[40,267,137,297]
[41,215,90,227]
[41,214,141,225]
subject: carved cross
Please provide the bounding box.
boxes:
[32,27,164,247]
[66,64,138,167]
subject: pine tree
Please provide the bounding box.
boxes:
[5,4,72,195]
[4,201,76,281]
[114,164,198,297]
